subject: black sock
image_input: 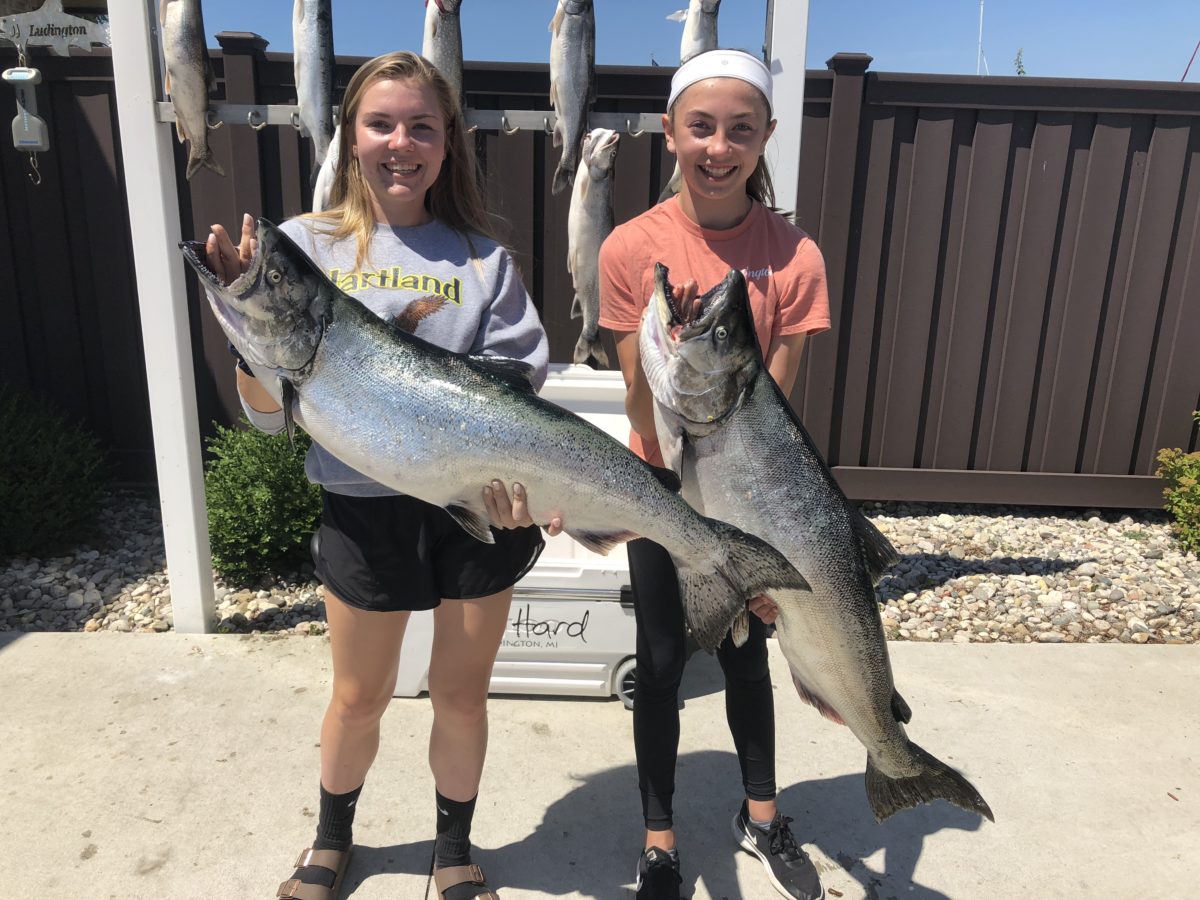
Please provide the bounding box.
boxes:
[314,783,362,852]
[434,790,477,868]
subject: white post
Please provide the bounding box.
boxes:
[109,0,215,633]
[765,0,810,213]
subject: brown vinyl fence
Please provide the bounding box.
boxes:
[1,38,1197,508]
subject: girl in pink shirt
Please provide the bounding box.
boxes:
[599,49,829,900]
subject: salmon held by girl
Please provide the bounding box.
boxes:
[640,263,994,824]
[180,219,812,652]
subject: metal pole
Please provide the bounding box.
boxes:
[764,0,810,214]
[977,0,985,76]
[109,0,215,634]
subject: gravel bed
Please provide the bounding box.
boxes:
[2,490,1198,644]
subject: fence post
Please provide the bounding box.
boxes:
[215,31,268,203]
[819,53,872,313]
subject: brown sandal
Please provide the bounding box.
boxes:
[433,863,500,899]
[276,846,352,900]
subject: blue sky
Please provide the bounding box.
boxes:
[194,1,1200,84]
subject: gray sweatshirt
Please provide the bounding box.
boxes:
[239,216,550,496]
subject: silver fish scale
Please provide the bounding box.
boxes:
[684,371,924,774]
[549,1,595,193]
[423,0,463,98]
[293,299,719,559]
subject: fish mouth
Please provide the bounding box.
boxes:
[651,264,744,344]
[179,234,269,364]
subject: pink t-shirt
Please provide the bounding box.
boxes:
[599,196,831,464]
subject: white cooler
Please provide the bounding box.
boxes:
[393,365,639,707]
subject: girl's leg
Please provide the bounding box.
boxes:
[715,615,776,820]
[628,537,688,851]
[321,590,410,795]
[282,592,408,897]
[426,588,513,800]
[426,589,513,883]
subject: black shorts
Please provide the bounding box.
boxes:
[313,490,545,613]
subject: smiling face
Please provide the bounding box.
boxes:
[351,77,447,226]
[663,77,776,228]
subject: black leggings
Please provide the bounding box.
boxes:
[628,537,776,831]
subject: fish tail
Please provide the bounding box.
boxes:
[573,332,608,368]
[865,743,994,823]
[552,160,574,195]
[186,147,224,181]
[676,519,810,652]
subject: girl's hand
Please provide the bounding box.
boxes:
[483,480,565,537]
[204,212,258,285]
[748,594,779,625]
[672,279,701,324]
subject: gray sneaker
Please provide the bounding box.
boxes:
[731,802,823,900]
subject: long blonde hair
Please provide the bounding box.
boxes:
[307,51,498,268]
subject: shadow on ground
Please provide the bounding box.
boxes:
[335,751,986,899]
[876,552,1086,603]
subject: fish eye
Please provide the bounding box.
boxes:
[715,326,728,341]
[267,270,282,285]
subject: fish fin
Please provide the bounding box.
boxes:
[573,333,609,369]
[666,9,689,22]
[648,464,681,494]
[565,528,637,555]
[677,519,809,652]
[891,690,912,724]
[469,355,537,393]
[864,743,994,824]
[186,149,225,181]
[729,611,750,648]
[163,67,172,99]
[280,378,297,445]
[651,401,684,476]
[445,503,496,544]
[552,160,573,195]
[570,293,582,320]
[851,504,900,584]
[549,4,564,34]
[175,117,186,143]
[790,673,846,725]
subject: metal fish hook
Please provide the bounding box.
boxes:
[500,115,520,136]
[626,117,645,138]
[205,109,224,130]
[247,109,267,131]
[290,111,302,131]
[27,152,41,186]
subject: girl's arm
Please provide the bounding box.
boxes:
[765,331,808,396]
[614,330,658,444]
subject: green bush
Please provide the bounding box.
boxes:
[0,385,107,558]
[204,420,322,583]
[1156,411,1200,555]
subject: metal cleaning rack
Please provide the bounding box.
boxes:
[115,0,811,634]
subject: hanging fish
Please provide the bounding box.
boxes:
[293,0,336,184]
[660,1,721,201]
[548,0,595,195]
[668,0,720,64]
[311,123,340,213]
[159,0,223,180]
[566,128,619,367]
[423,0,464,100]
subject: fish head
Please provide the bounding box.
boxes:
[179,218,333,377]
[581,128,619,180]
[644,263,760,426]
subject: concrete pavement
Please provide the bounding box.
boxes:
[1,633,1196,899]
